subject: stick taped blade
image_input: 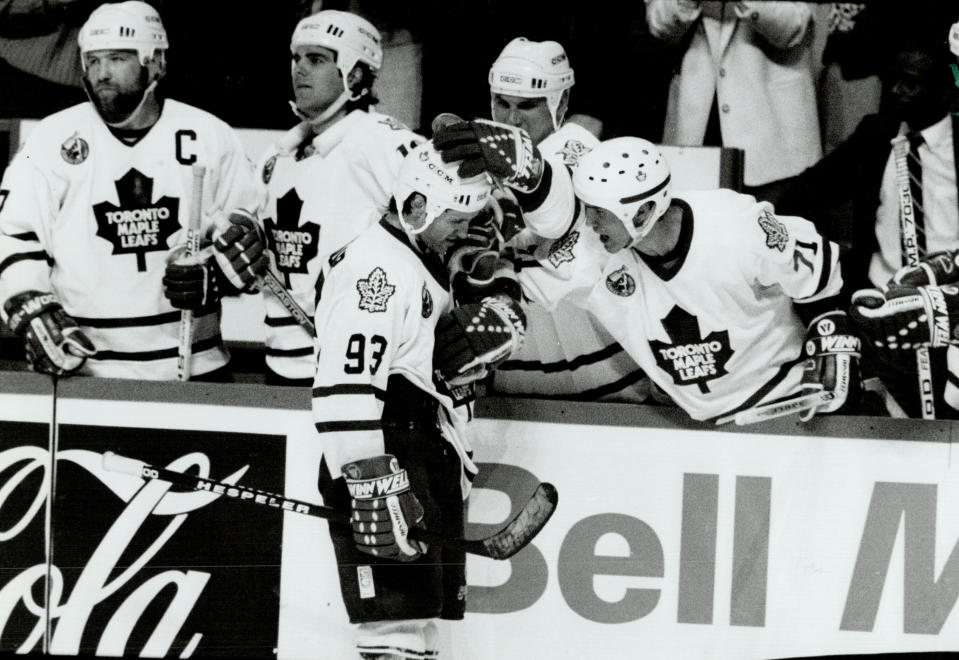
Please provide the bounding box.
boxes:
[481,483,558,559]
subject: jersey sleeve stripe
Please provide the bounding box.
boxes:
[499,342,625,373]
[91,334,222,362]
[73,306,218,328]
[314,419,382,433]
[811,239,833,298]
[312,383,387,400]
[7,231,39,242]
[0,251,52,277]
[264,316,303,328]
[513,159,554,212]
[266,346,313,357]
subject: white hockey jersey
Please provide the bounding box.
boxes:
[312,220,476,490]
[519,189,843,421]
[493,123,652,403]
[251,110,423,381]
[0,100,256,379]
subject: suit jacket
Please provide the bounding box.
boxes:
[646,0,821,186]
[777,113,959,302]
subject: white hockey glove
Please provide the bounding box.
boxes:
[797,311,862,420]
[433,294,526,386]
[163,242,224,310]
[213,210,269,292]
[342,455,427,562]
[3,291,96,376]
[850,284,959,350]
[433,119,544,194]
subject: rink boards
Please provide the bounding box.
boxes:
[1,371,958,659]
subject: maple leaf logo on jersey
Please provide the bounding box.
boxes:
[357,267,395,313]
[547,230,579,267]
[92,168,180,271]
[264,188,319,287]
[758,209,788,252]
[605,265,636,296]
[649,305,734,394]
[554,139,591,168]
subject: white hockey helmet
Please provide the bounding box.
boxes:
[489,37,575,130]
[291,10,383,82]
[573,137,672,244]
[78,1,168,70]
[393,142,492,236]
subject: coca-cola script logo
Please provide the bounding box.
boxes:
[0,426,282,657]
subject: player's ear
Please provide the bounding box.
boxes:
[632,201,656,229]
[405,193,428,228]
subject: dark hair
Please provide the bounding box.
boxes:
[344,61,379,113]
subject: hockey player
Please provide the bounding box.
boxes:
[312,141,525,659]
[436,131,860,423]
[212,10,424,386]
[0,1,256,380]
[468,37,650,402]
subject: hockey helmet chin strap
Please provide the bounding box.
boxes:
[83,76,162,130]
[289,73,371,130]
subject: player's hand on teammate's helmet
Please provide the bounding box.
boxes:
[213,210,269,292]
[888,250,959,288]
[445,213,503,291]
[2,290,96,376]
[341,454,427,562]
[798,311,861,419]
[433,294,527,386]
[850,283,959,350]
[432,119,544,194]
[163,242,223,310]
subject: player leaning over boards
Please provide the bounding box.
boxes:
[211,10,424,386]
[434,126,861,424]
[0,1,256,380]
[312,141,526,659]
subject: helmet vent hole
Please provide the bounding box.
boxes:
[618,170,625,174]
[602,162,610,168]
[601,178,607,182]
[622,153,629,158]
[642,150,649,155]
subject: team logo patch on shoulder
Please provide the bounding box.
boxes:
[556,139,590,168]
[547,230,579,267]
[329,246,347,268]
[605,265,635,296]
[60,133,89,165]
[758,209,788,252]
[357,267,395,313]
[421,283,433,318]
[262,155,277,184]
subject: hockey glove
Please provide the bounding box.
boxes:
[889,250,959,288]
[213,210,269,292]
[432,119,544,193]
[798,311,862,420]
[433,294,526,386]
[850,284,959,350]
[342,455,427,562]
[163,244,223,310]
[492,189,527,242]
[445,214,503,291]
[3,291,96,376]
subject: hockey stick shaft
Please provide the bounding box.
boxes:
[258,270,315,335]
[716,391,836,426]
[892,134,935,419]
[177,165,206,382]
[102,452,554,560]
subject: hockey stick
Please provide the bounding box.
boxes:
[715,391,836,426]
[258,269,315,336]
[177,165,206,382]
[102,451,556,560]
[892,133,935,419]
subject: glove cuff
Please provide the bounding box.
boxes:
[804,311,861,358]
[3,291,61,334]
[342,455,410,499]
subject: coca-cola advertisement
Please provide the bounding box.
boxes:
[1,422,285,657]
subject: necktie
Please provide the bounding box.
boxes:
[907,131,926,256]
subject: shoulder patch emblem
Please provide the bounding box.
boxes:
[605,265,636,297]
[547,230,579,267]
[421,283,433,318]
[378,116,408,132]
[555,139,590,168]
[329,246,347,268]
[60,133,89,165]
[262,155,277,184]
[357,266,395,313]
[758,209,788,252]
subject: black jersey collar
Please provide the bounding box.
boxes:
[636,198,693,282]
[379,218,451,292]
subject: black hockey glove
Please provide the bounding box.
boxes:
[889,250,959,288]
[798,311,861,419]
[850,283,959,350]
[213,210,269,292]
[3,290,96,376]
[433,294,526,386]
[445,213,503,292]
[433,119,544,193]
[163,244,225,310]
[342,454,427,562]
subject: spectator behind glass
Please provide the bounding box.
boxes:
[645,0,821,204]
[778,28,958,418]
[0,0,102,118]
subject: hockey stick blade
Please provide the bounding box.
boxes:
[102,452,555,560]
